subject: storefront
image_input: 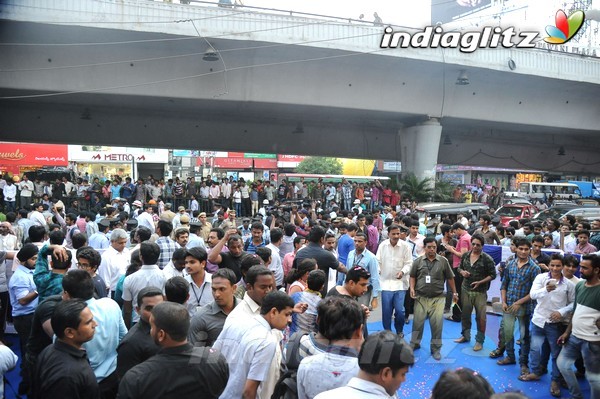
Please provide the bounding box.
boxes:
[437,165,545,190]
[0,142,68,176]
[200,152,279,182]
[68,145,168,181]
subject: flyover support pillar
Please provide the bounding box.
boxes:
[400,118,442,182]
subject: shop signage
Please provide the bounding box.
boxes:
[229,152,276,159]
[382,161,402,172]
[0,142,68,166]
[254,158,278,169]
[69,145,168,163]
[277,154,305,162]
[213,157,253,168]
[90,153,147,162]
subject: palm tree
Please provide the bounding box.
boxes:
[399,173,434,202]
[432,179,454,202]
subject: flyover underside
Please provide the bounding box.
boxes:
[0,20,599,173]
[1,92,599,174]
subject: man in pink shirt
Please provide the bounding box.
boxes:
[372,209,384,233]
[444,223,472,322]
[574,230,597,254]
[365,215,380,255]
[283,236,306,279]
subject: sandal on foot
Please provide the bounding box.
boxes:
[518,373,539,382]
[489,348,504,358]
[550,381,561,397]
[496,357,516,366]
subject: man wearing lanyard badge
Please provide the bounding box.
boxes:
[184,247,213,316]
[409,237,457,361]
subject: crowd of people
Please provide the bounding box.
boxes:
[0,173,598,399]
[0,174,405,218]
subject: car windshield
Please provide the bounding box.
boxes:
[496,207,523,217]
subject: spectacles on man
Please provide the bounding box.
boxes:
[77,262,92,269]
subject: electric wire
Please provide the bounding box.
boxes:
[0,47,393,100]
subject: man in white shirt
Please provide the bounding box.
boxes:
[2,180,17,213]
[135,204,155,232]
[163,248,187,280]
[521,253,574,394]
[122,242,166,328]
[315,330,414,399]
[221,180,232,205]
[213,291,294,399]
[98,229,131,298]
[376,224,414,338]
[222,266,275,329]
[266,228,285,288]
[0,223,18,252]
[18,175,34,209]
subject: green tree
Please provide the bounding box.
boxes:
[295,157,343,174]
[399,173,434,202]
[432,179,454,202]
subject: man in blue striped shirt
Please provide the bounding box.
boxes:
[497,238,540,375]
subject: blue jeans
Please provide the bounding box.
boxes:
[503,311,531,366]
[381,290,406,334]
[336,271,346,286]
[557,335,600,399]
[530,323,563,381]
[344,198,351,211]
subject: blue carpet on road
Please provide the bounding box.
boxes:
[2,314,591,398]
[365,313,590,399]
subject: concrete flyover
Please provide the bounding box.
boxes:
[1,0,599,179]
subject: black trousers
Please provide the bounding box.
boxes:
[450,272,464,321]
[99,371,119,399]
[0,291,9,339]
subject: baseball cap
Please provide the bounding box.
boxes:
[178,206,185,211]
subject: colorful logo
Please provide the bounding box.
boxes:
[544,9,585,44]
